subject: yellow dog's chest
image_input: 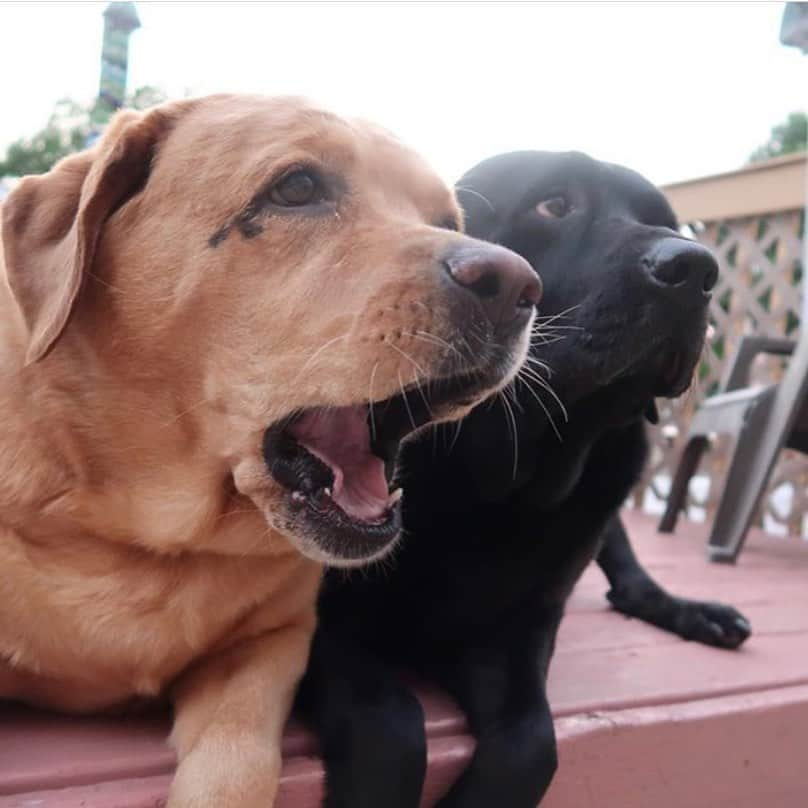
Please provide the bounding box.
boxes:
[0,523,315,712]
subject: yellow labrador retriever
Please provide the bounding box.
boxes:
[0,94,540,806]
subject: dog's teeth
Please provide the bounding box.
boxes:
[387,488,403,505]
[312,488,331,508]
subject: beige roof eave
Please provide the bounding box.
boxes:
[661,151,807,223]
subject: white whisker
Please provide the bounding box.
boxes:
[448,418,464,453]
[295,332,350,381]
[398,371,417,432]
[498,390,519,480]
[519,364,569,423]
[524,355,553,376]
[533,304,581,326]
[368,360,380,442]
[455,185,496,213]
[516,372,563,442]
[411,330,464,362]
[502,380,524,413]
[531,333,566,348]
[387,341,427,377]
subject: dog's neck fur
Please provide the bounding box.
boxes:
[0,265,287,559]
[0,269,321,711]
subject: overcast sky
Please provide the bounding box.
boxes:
[0,2,805,186]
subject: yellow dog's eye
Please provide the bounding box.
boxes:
[271,170,320,207]
[536,196,571,219]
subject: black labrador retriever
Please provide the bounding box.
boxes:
[295,151,752,808]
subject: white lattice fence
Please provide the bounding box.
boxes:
[632,207,808,537]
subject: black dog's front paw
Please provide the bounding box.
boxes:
[607,579,751,649]
[667,599,751,649]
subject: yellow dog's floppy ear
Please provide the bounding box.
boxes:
[1,101,194,364]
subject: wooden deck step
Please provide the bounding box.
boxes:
[2,510,807,807]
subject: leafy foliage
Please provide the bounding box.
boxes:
[0,86,166,179]
[749,111,808,163]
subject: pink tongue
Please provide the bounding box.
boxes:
[289,406,390,521]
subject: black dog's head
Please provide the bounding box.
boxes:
[457,151,717,424]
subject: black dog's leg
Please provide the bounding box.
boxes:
[434,621,560,808]
[597,513,751,648]
[296,630,426,808]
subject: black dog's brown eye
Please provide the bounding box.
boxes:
[271,170,320,207]
[536,196,571,219]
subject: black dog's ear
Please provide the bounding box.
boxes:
[644,400,660,424]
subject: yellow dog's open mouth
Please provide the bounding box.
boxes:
[262,372,497,562]
[265,404,400,527]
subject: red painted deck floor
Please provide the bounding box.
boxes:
[2,510,807,807]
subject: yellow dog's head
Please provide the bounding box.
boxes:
[1,95,540,566]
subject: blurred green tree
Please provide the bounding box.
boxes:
[0,86,166,179]
[749,111,808,162]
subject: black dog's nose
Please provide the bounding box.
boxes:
[641,238,719,301]
[444,244,542,327]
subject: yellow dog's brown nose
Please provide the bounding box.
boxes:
[444,243,542,328]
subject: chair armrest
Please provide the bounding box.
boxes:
[721,335,797,392]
